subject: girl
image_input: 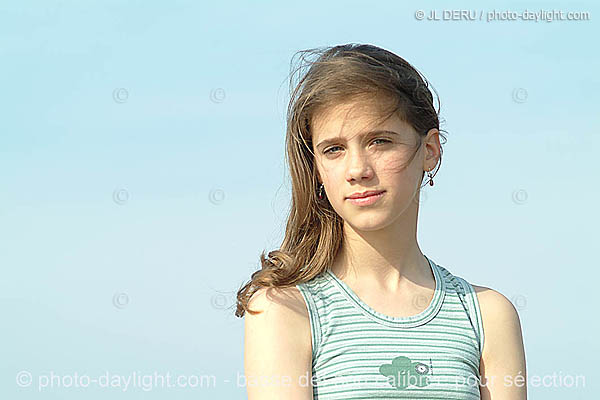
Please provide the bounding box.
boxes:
[237,43,526,400]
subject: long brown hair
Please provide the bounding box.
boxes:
[234,43,447,317]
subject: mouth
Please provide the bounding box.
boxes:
[345,190,386,200]
[345,191,386,206]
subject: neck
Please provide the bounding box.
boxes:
[330,218,432,293]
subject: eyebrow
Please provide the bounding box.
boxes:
[315,130,400,150]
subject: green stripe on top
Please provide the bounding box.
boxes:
[296,255,484,400]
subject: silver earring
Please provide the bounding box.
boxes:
[317,183,325,200]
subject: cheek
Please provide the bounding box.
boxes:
[377,155,423,196]
[374,155,412,182]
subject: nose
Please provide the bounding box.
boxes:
[345,151,374,183]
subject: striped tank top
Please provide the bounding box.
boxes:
[295,255,484,399]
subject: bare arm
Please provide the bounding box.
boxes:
[475,285,527,399]
[244,286,314,400]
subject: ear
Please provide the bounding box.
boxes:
[423,128,441,167]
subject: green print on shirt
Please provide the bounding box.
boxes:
[379,355,431,389]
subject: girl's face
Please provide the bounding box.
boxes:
[311,100,438,231]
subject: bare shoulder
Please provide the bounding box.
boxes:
[471,284,527,399]
[471,284,522,330]
[244,286,313,399]
[247,285,310,318]
[245,285,311,349]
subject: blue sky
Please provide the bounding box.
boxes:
[1,1,598,398]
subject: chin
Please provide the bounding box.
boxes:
[343,213,391,231]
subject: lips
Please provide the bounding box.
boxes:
[346,190,385,199]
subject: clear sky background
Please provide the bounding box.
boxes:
[1,0,598,398]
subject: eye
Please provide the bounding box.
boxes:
[323,138,391,155]
[372,138,392,145]
[323,146,343,155]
